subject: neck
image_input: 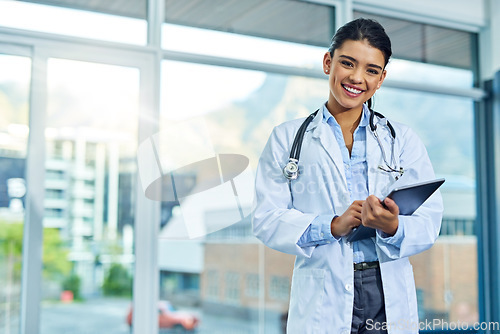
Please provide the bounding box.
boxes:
[326,101,364,130]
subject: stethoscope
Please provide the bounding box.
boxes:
[283,108,405,181]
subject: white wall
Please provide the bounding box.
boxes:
[158,240,204,273]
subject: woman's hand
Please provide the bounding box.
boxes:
[361,195,399,236]
[330,200,364,238]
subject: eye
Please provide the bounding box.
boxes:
[367,68,380,75]
[340,60,353,67]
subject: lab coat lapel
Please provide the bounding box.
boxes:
[366,126,379,195]
[310,116,347,187]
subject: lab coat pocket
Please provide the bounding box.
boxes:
[287,268,325,334]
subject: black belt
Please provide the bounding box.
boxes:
[353,261,380,271]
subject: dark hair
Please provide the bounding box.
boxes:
[328,18,392,109]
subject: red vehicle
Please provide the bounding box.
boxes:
[126,300,199,331]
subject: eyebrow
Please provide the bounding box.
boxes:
[339,55,383,70]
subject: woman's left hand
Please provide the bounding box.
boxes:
[361,195,399,236]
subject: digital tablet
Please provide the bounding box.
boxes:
[346,178,445,242]
[386,178,445,215]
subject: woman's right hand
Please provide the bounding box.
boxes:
[330,200,364,238]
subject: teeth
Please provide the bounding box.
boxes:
[343,85,362,94]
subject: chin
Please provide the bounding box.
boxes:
[338,100,365,110]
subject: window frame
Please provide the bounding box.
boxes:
[0,1,488,334]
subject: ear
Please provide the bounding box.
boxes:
[376,69,387,89]
[323,52,332,75]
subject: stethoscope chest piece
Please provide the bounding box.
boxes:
[283,158,299,180]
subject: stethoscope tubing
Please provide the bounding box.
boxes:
[283,108,402,181]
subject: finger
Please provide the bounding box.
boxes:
[368,195,390,217]
[383,197,400,215]
[367,195,383,207]
[362,197,375,214]
[353,209,363,221]
[361,200,373,223]
[351,200,365,211]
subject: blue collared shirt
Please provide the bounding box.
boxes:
[298,104,377,263]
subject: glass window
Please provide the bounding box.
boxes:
[40,58,139,334]
[225,272,241,304]
[353,11,475,70]
[0,52,31,334]
[245,273,259,298]
[162,24,326,70]
[269,276,291,301]
[0,1,147,45]
[206,270,219,301]
[158,59,327,333]
[164,0,335,47]
[375,86,477,324]
[386,59,474,89]
[162,0,335,69]
[354,10,479,328]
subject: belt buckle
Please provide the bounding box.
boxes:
[354,261,378,271]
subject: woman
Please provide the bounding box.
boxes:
[252,18,443,334]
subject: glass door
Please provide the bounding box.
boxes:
[0,48,31,334]
[39,57,140,334]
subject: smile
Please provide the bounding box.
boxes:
[342,84,363,95]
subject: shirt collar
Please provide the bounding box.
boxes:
[321,102,369,128]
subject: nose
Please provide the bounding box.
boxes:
[349,69,363,83]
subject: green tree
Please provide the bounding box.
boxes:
[62,273,81,300]
[102,263,132,297]
[42,227,71,280]
[0,221,71,280]
[0,221,24,281]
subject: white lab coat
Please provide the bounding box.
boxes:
[252,107,443,334]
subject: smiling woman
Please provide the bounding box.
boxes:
[324,39,387,120]
[252,18,444,334]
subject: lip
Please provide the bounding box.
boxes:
[342,83,365,97]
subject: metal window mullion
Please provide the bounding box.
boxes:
[20,46,46,334]
[132,1,162,329]
[476,71,500,333]
[147,0,164,48]
[0,42,32,57]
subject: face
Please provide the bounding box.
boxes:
[323,39,387,113]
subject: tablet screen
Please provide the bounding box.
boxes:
[387,178,445,215]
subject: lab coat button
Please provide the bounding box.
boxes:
[345,284,352,291]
